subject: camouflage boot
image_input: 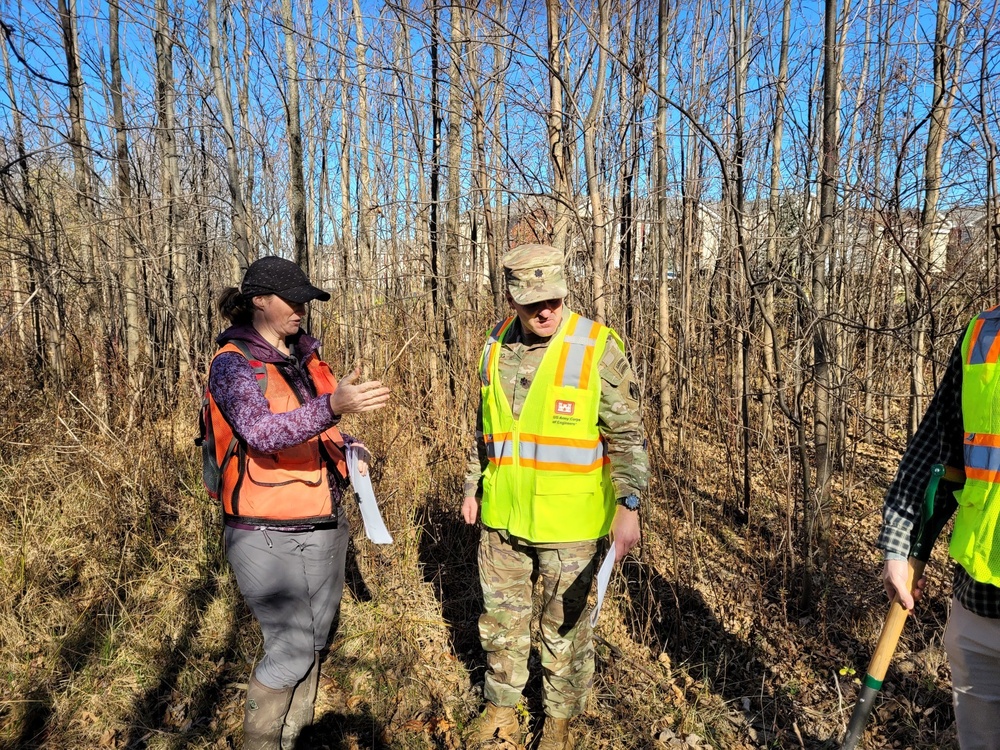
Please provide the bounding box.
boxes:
[536,717,575,750]
[281,653,320,749]
[243,676,294,750]
[465,702,522,747]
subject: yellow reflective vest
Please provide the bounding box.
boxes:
[952,305,1000,585]
[478,311,621,543]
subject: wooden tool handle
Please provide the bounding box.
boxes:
[840,558,926,750]
[866,558,925,682]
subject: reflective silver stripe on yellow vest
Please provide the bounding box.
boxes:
[516,433,606,472]
[557,314,603,388]
[484,432,514,465]
[480,317,516,386]
[964,432,1000,484]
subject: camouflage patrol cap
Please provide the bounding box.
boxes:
[503,244,568,305]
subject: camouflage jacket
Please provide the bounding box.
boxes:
[464,312,649,503]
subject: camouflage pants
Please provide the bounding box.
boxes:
[478,528,597,719]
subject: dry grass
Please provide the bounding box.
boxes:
[0,346,960,749]
[0,381,238,749]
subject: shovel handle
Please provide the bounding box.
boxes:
[840,558,926,750]
[841,463,959,749]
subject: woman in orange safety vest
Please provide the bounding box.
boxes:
[204,256,390,749]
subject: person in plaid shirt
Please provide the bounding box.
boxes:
[881,317,1000,750]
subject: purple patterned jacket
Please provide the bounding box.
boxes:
[208,324,347,458]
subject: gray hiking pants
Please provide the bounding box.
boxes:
[225,509,349,689]
[945,595,1000,750]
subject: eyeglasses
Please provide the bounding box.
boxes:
[521,298,563,314]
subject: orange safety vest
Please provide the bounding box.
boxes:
[200,341,348,525]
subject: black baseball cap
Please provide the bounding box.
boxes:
[240,256,331,303]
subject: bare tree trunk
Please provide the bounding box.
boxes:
[619,22,643,344]
[546,0,571,253]
[443,2,465,397]
[676,0,707,434]
[429,0,444,343]
[310,13,331,328]
[982,4,1000,297]
[731,0,751,521]
[582,0,610,322]
[302,0,319,289]
[488,1,509,313]
[391,5,439,392]
[237,0,257,253]
[208,0,251,272]
[910,0,966,435]
[109,0,147,418]
[861,0,892,443]
[802,0,841,609]
[352,0,374,332]
[154,0,193,391]
[59,0,109,413]
[466,4,500,311]
[2,34,48,381]
[332,0,359,360]
[762,0,791,450]
[655,0,673,441]
[281,0,309,271]
[6,235,26,349]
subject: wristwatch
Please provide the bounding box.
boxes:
[618,494,640,511]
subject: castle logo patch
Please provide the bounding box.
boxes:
[555,400,575,416]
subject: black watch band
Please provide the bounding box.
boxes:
[618,494,640,511]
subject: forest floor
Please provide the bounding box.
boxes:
[0,386,959,750]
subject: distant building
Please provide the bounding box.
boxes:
[505,194,723,281]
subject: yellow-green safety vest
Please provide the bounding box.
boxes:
[953,305,1000,585]
[478,311,621,543]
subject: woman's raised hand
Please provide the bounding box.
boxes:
[329,367,391,415]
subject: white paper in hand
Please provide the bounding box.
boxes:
[346,445,393,544]
[589,541,616,627]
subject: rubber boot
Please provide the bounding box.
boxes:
[281,653,320,749]
[464,702,522,746]
[536,717,575,750]
[243,675,294,750]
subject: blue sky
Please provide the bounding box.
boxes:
[1,0,996,251]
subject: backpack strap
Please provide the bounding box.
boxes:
[198,340,269,499]
[227,339,268,395]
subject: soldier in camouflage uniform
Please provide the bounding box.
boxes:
[462,244,649,750]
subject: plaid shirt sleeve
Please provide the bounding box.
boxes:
[878,335,965,557]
